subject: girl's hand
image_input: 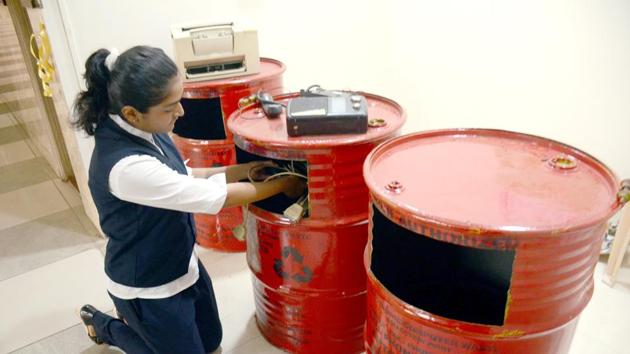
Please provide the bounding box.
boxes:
[280,176,307,198]
[244,161,277,181]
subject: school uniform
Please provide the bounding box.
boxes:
[87,114,227,353]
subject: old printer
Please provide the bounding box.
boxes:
[171,22,260,82]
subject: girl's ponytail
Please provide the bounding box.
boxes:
[72,49,111,136]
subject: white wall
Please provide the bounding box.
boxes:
[45,0,630,179]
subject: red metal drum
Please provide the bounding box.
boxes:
[172,58,285,252]
[362,129,627,354]
[228,92,406,353]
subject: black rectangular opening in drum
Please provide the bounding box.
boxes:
[236,147,309,217]
[172,97,226,140]
[370,205,515,326]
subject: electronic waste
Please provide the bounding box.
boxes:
[171,22,260,81]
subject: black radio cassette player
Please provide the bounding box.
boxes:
[286,94,368,137]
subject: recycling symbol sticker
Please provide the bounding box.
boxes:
[273,246,313,283]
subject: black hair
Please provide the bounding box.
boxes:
[72,46,179,135]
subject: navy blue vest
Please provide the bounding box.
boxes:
[89,117,196,287]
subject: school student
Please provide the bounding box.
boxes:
[73,45,304,354]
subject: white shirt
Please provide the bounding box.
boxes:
[105,114,228,299]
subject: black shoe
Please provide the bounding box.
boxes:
[78,304,103,345]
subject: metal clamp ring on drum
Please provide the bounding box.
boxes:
[618,179,630,204]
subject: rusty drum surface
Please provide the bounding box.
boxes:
[362,129,625,354]
[172,58,285,252]
[228,92,406,353]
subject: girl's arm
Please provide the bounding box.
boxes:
[190,161,275,183]
[223,176,306,208]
